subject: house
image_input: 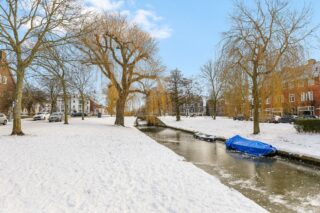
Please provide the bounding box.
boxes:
[56,95,91,114]
[180,96,206,116]
[262,59,320,117]
[0,51,15,114]
[90,99,105,115]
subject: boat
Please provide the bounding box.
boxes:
[193,132,216,142]
[225,135,277,157]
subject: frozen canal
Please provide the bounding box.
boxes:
[139,126,320,213]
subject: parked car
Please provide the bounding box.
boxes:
[48,112,63,122]
[33,112,50,121]
[71,112,88,117]
[278,115,296,124]
[233,114,245,121]
[268,115,281,123]
[0,113,8,125]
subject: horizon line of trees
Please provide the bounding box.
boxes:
[1,0,319,136]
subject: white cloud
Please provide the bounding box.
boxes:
[132,9,172,40]
[83,1,172,40]
[84,0,124,12]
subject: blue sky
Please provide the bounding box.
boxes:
[84,0,320,80]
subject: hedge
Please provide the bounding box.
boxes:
[294,119,320,133]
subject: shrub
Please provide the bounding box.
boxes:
[294,119,320,133]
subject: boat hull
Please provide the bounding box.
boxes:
[226,135,277,157]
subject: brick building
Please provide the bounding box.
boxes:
[263,59,320,117]
[0,51,15,114]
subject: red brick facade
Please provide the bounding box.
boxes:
[264,60,320,117]
[0,51,16,113]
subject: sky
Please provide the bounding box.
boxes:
[84,0,320,78]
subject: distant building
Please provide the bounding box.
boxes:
[90,99,105,115]
[57,95,91,114]
[262,59,320,117]
[179,96,206,116]
[0,51,15,114]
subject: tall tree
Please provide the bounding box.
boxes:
[38,75,61,114]
[201,56,225,119]
[22,83,47,115]
[78,14,162,126]
[0,0,80,135]
[167,69,189,121]
[222,0,315,134]
[34,45,74,124]
[69,64,94,120]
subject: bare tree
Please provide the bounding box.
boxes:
[38,75,61,114]
[222,0,316,134]
[22,83,47,115]
[201,57,225,119]
[0,0,81,135]
[78,14,163,126]
[69,64,94,120]
[34,44,74,124]
[166,69,190,121]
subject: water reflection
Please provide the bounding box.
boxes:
[140,126,320,213]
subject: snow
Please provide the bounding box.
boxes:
[160,116,320,160]
[0,117,266,213]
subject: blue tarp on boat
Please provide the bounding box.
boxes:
[226,135,277,157]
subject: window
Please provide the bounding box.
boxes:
[0,75,7,84]
[308,91,314,101]
[3,76,7,84]
[301,92,306,102]
[301,91,314,101]
[289,94,295,102]
[308,79,315,86]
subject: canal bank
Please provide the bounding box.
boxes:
[138,126,320,213]
[158,116,320,167]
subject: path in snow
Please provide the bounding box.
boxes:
[0,117,266,213]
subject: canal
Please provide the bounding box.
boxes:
[139,126,320,213]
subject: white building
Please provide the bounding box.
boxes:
[57,95,90,114]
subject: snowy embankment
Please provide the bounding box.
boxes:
[0,117,266,213]
[160,116,320,160]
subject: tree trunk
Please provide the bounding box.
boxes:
[213,100,217,120]
[61,79,69,124]
[252,72,260,134]
[115,94,126,126]
[175,99,180,121]
[51,98,57,114]
[81,93,85,120]
[12,70,24,135]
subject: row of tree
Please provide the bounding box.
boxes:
[201,0,317,134]
[0,0,163,135]
[143,0,318,135]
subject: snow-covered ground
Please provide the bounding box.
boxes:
[0,117,266,213]
[160,116,320,159]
